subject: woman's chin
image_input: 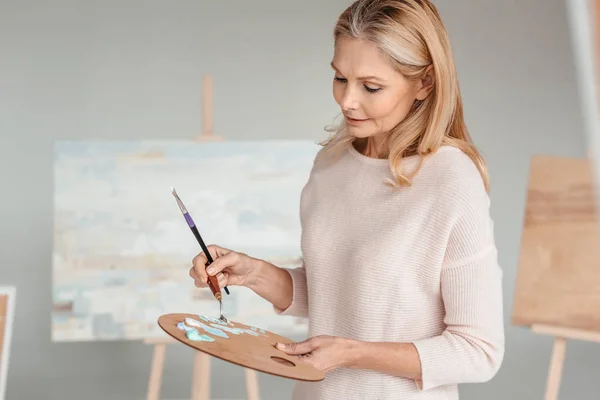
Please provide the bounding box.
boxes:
[347,126,375,139]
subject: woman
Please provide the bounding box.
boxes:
[190,0,504,399]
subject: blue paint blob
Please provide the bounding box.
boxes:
[177,322,197,333]
[202,325,229,338]
[180,317,269,340]
[184,317,229,338]
[213,324,244,335]
[245,325,266,335]
[187,330,215,342]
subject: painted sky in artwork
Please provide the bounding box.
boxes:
[52,139,318,341]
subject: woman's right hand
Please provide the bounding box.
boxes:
[189,245,258,290]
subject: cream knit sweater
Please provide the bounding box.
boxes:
[274,144,505,400]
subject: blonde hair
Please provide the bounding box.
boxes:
[319,0,489,191]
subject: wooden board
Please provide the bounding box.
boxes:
[0,295,6,368]
[0,286,15,400]
[512,155,600,332]
[158,313,325,382]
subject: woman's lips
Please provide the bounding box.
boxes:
[346,116,369,125]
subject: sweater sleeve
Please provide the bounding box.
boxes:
[272,265,309,318]
[411,175,505,391]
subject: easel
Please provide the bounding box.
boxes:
[530,324,600,400]
[144,74,260,400]
[528,2,600,398]
[512,155,600,400]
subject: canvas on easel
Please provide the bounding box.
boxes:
[51,76,315,343]
[52,74,320,399]
[0,286,16,400]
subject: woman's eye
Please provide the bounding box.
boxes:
[334,76,381,93]
[364,85,381,93]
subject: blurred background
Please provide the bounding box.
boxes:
[1,0,599,399]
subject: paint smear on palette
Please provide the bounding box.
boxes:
[245,324,266,334]
[209,323,261,336]
[198,315,228,325]
[177,321,196,332]
[187,331,215,342]
[185,317,229,338]
[181,316,269,341]
[253,326,267,334]
[199,316,268,337]
[199,316,266,335]
[176,321,215,342]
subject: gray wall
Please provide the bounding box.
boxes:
[1,0,595,399]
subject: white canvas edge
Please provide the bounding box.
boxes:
[565,0,600,213]
[0,286,16,400]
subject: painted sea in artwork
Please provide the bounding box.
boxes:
[52,139,318,342]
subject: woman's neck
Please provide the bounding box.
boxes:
[352,136,420,159]
[353,136,388,159]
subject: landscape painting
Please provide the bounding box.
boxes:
[52,139,319,341]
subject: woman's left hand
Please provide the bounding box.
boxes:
[276,335,358,373]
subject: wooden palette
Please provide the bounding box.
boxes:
[157,313,325,382]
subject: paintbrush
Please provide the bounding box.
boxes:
[171,187,228,322]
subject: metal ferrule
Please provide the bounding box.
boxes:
[171,188,188,214]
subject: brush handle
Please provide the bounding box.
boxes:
[189,226,221,297]
[183,212,229,295]
[184,213,229,295]
[205,261,222,300]
[174,191,229,296]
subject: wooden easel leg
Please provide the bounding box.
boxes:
[147,344,166,400]
[191,352,210,400]
[545,337,567,400]
[245,368,260,400]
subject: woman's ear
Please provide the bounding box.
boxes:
[415,65,435,101]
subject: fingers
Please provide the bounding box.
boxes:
[192,244,223,269]
[276,338,318,355]
[189,267,206,287]
[189,262,207,287]
[208,244,231,260]
[205,251,239,277]
[191,244,231,285]
[216,271,228,288]
[191,253,208,284]
[190,269,230,289]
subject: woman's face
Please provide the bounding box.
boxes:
[331,37,431,140]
